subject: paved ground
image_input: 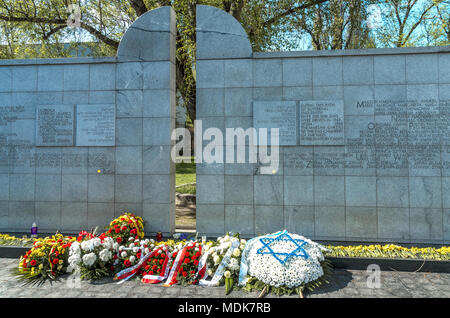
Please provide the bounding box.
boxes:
[0,258,448,298]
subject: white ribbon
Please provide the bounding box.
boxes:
[199,240,240,287]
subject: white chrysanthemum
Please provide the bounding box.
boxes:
[81,240,92,252]
[245,232,326,288]
[132,246,139,253]
[82,252,97,267]
[69,242,81,256]
[232,249,241,258]
[68,254,81,270]
[99,249,112,262]
[129,256,136,263]
[92,238,101,247]
[102,237,114,249]
[213,255,220,265]
[224,271,231,278]
[121,251,127,258]
[228,257,239,271]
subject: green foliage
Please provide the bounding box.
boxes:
[10,267,49,287]
[80,265,111,281]
[176,160,196,194]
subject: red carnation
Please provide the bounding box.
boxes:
[124,260,131,267]
[195,252,201,258]
[159,259,164,265]
[130,229,137,235]
[190,270,195,275]
[52,258,59,265]
[115,228,120,234]
[121,226,127,231]
[194,260,199,266]
[116,237,122,244]
[160,253,166,258]
[29,260,37,266]
[149,271,154,275]
[113,254,118,260]
[145,265,151,271]
[172,252,177,258]
[182,272,187,277]
[152,264,158,271]
[184,258,190,264]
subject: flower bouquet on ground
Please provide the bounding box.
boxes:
[239,230,332,297]
[163,241,204,286]
[12,234,75,286]
[140,244,174,284]
[106,212,144,244]
[202,232,246,294]
[68,235,118,281]
[116,238,154,273]
[114,239,178,282]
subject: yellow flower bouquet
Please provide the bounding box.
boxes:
[105,212,145,244]
[12,234,76,286]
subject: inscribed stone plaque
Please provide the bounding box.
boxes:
[299,100,344,145]
[253,101,297,145]
[76,104,115,146]
[36,105,74,146]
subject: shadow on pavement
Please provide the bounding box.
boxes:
[306,269,353,296]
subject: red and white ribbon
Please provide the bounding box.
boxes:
[114,248,158,281]
[162,241,193,286]
[141,250,172,284]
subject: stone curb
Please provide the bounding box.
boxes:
[0,246,30,258]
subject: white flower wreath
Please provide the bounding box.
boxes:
[244,231,328,288]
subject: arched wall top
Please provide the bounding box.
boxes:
[196,5,252,59]
[117,6,176,62]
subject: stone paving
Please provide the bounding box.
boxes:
[0,258,448,298]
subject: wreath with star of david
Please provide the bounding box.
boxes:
[256,232,309,265]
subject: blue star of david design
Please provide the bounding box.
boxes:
[256,232,309,264]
